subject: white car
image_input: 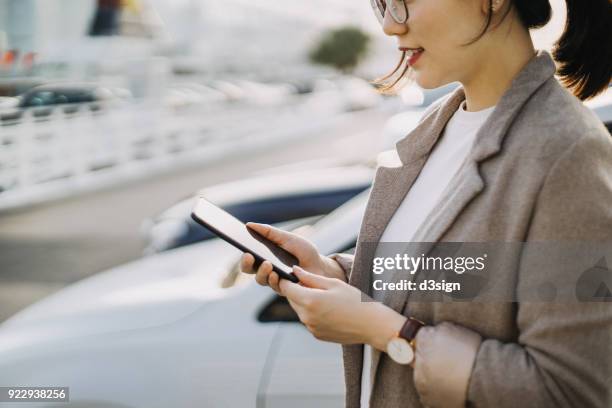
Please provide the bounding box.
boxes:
[141,164,373,254]
[0,191,368,408]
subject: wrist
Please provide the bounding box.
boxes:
[364,302,408,352]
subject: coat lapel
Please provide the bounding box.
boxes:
[364,50,558,402]
[383,50,558,313]
[341,82,465,408]
[349,87,465,293]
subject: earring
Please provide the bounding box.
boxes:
[492,0,503,12]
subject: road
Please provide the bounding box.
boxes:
[0,108,392,322]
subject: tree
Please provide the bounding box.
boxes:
[309,26,370,74]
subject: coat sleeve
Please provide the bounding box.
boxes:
[465,129,612,407]
[328,253,355,282]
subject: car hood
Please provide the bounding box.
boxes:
[0,239,246,351]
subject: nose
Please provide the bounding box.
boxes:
[382,6,408,36]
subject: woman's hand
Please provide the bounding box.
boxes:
[279,266,406,348]
[239,222,346,294]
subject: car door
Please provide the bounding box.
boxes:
[256,295,344,408]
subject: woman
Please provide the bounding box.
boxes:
[241,0,612,407]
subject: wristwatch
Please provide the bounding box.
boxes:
[386,317,425,365]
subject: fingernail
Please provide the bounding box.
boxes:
[293,265,304,274]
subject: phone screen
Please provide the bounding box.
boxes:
[191,197,299,282]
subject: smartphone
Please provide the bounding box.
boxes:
[191,197,300,283]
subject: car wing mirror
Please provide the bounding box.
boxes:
[257,294,300,323]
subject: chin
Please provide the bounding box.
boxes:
[413,72,451,90]
[413,73,442,90]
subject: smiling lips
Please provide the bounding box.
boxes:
[399,47,425,65]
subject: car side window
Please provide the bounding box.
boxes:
[55,93,69,104]
[24,91,55,107]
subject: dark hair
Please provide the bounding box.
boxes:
[551,0,612,100]
[511,0,611,100]
[373,0,612,100]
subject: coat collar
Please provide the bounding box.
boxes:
[345,50,558,404]
[396,49,557,167]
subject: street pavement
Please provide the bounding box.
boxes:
[0,108,392,322]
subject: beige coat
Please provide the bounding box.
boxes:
[331,50,612,408]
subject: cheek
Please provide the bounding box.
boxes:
[403,1,484,88]
[411,52,463,89]
[410,0,482,56]
[408,2,454,48]
[410,24,479,85]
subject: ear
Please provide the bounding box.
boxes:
[479,0,491,15]
[480,0,502,15]
[491,0,504,13]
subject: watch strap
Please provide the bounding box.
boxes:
[399,317,425,342]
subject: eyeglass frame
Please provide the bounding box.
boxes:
[370,0,408,25]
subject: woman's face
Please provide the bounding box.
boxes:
[382,0,495,89]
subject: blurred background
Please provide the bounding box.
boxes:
[0,0,404,322]
[0,1,609,406]
[0,0,572,322]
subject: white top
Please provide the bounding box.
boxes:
[360,100,496,407]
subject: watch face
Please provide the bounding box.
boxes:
[387,337,414,365]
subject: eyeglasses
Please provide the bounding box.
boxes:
[370,0,408,25]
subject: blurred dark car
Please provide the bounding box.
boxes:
[141,165,374,254]
[0,77,45,97]
[0,83,130,122]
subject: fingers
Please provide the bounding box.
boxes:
[278,266,337,306]
[251,260,283,295]
[254,260,273,286]
[278,276,312,303]
[293,266,335,289]
[268,270,282,293]
[241,252,286,296]
[246,222,288,243]
[246,222,309,258]
[240,253,256,274]
[243,249,333,298]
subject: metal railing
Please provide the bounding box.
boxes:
[0,93,351,211]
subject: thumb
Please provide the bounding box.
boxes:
[246,222,308,257]
[246,222,290,245]
[293,266,335,289]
